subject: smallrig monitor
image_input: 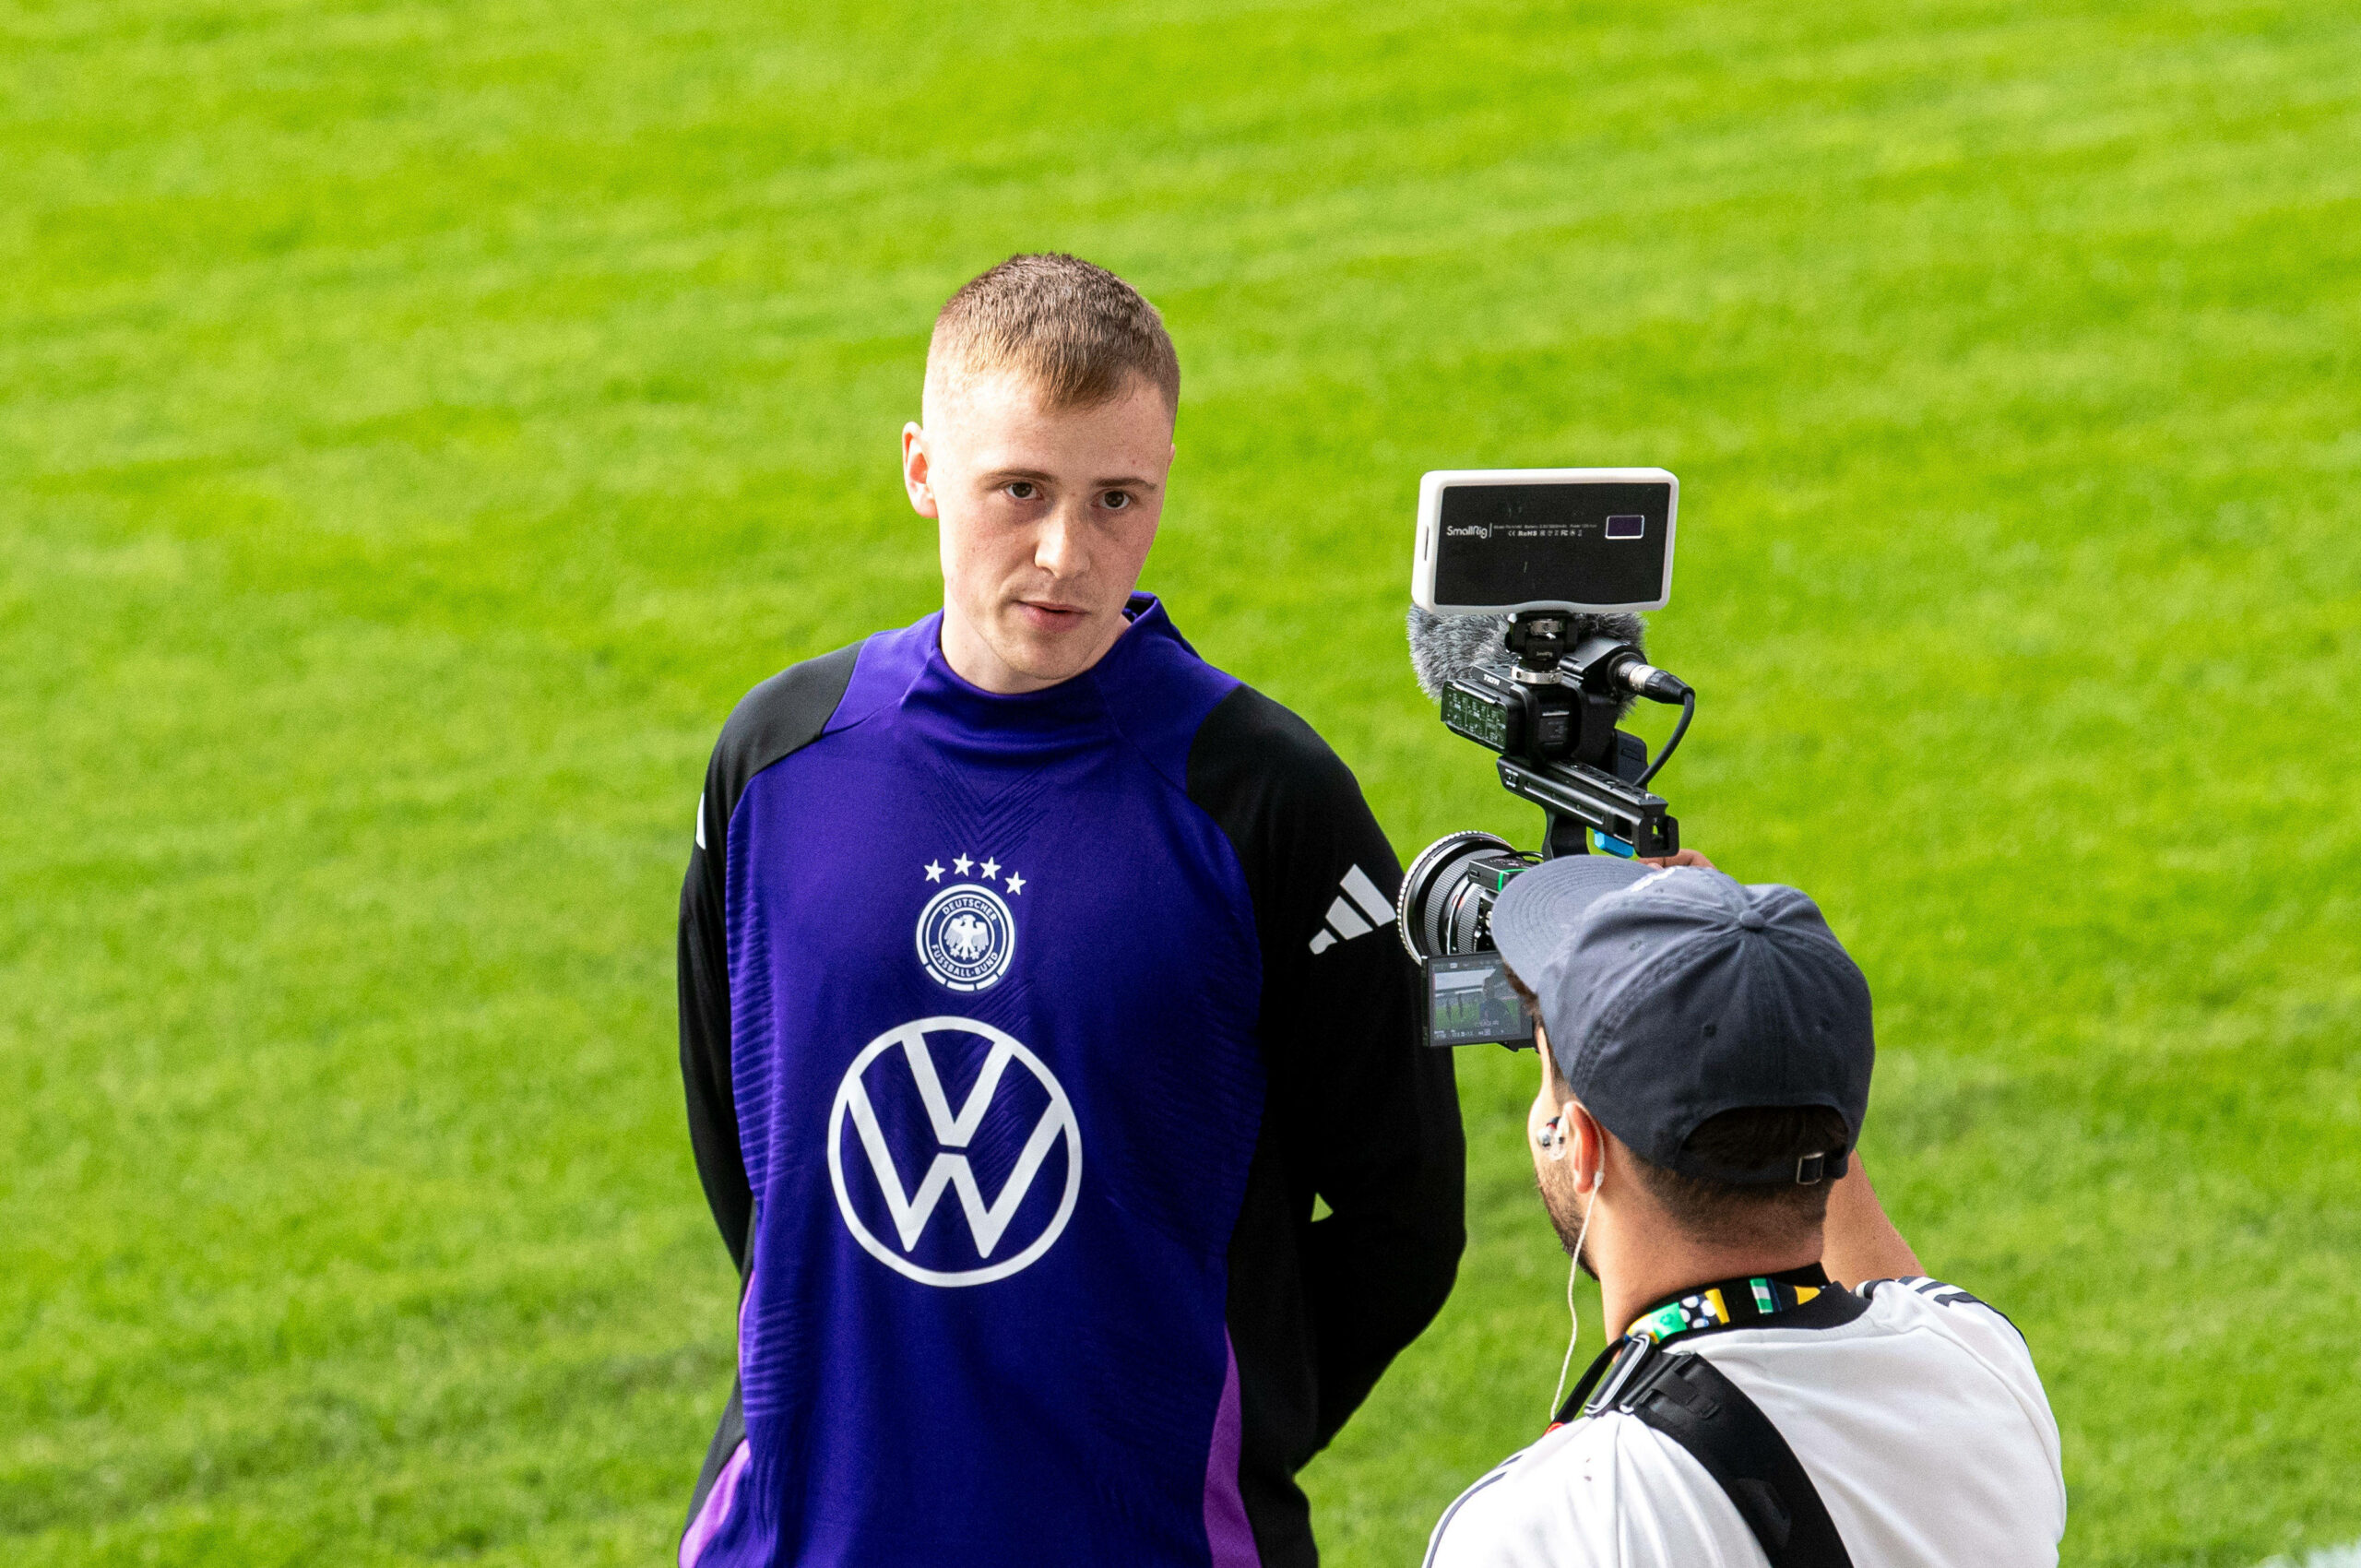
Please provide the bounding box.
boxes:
[1412,468,1678,616]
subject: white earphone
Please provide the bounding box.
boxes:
[1548,1125,1605,1422]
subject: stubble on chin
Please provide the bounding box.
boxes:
[1536,1162,1600,1279]
[991,605,1120,684]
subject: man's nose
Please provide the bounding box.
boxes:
[1034,504,1089,579]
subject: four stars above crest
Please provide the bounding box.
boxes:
[922,855,1026,896]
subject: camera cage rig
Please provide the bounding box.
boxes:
[1395,608,1700,1024]
[1439,610,1695,861]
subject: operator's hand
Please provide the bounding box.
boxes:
[1638,848,1716,871]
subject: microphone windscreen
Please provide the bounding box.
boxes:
[1407,606,1510,701]
[1406,605,1646,703]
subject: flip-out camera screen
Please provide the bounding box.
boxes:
[1424,954,1536,1050]
[1416,470,1677,614]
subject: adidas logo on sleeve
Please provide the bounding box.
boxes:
[1310,866,1394,954]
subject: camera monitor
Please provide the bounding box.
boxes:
[1412,468,1678,616]
[1423,953,1536,1050]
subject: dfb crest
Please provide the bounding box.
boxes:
[916,882,1015,992]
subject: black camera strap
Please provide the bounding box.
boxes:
[1552,1267,1857,1568]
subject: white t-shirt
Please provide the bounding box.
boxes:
[1425,1277,2065,1568]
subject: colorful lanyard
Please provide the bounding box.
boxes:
[1554,1263,1834,1427]
[1625,1264,1832,1347]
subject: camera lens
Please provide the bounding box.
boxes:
[1395,830,1519,961]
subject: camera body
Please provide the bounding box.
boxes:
[1442,626,1676,859]
[1401,469,1696,1050]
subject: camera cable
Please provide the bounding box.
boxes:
[1633,687,1696,790]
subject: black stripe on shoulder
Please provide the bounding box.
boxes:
[1922,1282,2027,1341]
[1863,1277,2028,1342]
[701,642,861,862]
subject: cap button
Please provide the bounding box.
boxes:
[1738,908,1769,932]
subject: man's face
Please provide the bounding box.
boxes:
[903,370,1175,694]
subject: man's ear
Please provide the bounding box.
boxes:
[1566,1103,1608,1197]
[902,422,937,518]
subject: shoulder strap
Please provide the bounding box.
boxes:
[1596,1342,1855,1568]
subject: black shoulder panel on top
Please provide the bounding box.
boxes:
[1188,681,1466,1568]
[701,641,865,872]
[1187,683,1361,828]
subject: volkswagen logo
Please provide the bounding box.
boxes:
[826,1016,1082,1287]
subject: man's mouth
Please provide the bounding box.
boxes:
[1013,600,1089,630]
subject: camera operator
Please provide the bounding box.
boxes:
[673,254,1465,1568]
[1424,854,2064,1568]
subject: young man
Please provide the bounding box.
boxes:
[675,255,1465,1568]
[1425,856,2064,1567]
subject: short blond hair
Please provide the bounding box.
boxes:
[927,254,1180,412]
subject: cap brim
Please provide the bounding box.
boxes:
[1489,856,1660,989]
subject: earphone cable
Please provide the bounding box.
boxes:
[1548,1182,1598,1421]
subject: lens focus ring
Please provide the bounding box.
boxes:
[1395,830,1516,961]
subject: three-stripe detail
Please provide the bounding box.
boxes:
[1309,865,1394,955]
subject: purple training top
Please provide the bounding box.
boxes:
[675,599,1465,1568]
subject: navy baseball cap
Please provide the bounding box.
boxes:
[1488,859,1873,1184]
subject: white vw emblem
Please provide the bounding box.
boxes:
[916,884,1016,992]
[826,1016,1083,1287]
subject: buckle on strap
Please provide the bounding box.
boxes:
[1581,1335,1658,1420]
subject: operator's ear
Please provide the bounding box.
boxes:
[1565,1102,1608,1198]
[902,422,938,518]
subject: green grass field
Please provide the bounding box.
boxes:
[5,0,2359,1562]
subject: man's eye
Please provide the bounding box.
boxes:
[1100,491,1132,511]
[1007,481,1039,502]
